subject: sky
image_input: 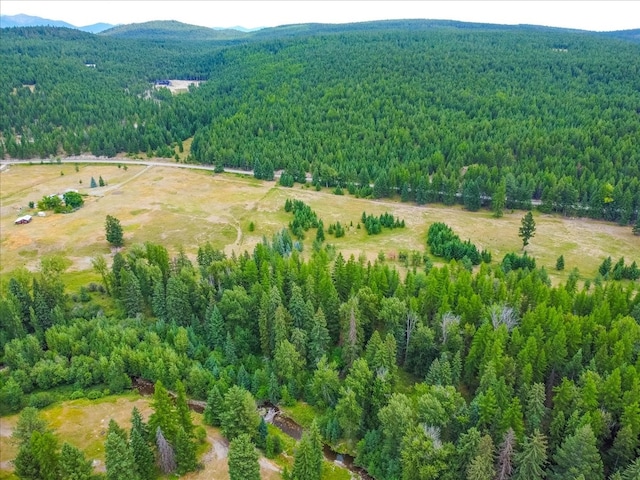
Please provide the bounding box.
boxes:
[1,1,638,32]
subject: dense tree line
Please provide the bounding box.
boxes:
[1,231,639,478]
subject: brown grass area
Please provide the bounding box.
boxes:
[1,164,638,283]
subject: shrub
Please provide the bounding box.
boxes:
[70,390,85,400]
[29,392,55,408]
[87,389,103,400]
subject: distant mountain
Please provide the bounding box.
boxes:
[0,14,114,33]
[0,13,75,29]
[99,20,248,40]
[80,23,115,34]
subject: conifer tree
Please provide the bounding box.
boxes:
[174,427,198,474]
[203,384,224,427]
[130,427,155,480]
[205,305,225,350]
[467,434,495,480]
[518,211,536,248]
[548,424,603,480]
[292,420,323,480]
[105,431,138,480]
[59,442,93,480]
[257,417,268,450]
[228,433,260,480]
[149,380,178,444]
[513,430,547,480]
[105,215,124,248]
[220,385,260,441]
[492,180,507,218]
[175,380,195,438]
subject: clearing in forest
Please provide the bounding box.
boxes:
[0,163,637,283]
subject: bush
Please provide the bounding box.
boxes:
[556,255,565,271]
[87,389,103,400]
[70,390,85,400]
[29,392,55,409]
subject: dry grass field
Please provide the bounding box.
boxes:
[1,163,638,285]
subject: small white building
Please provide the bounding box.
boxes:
[15,215,32,225]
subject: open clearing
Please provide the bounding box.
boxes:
[1,163,638,284]
[0,393,281,479]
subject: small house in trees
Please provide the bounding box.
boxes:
[14,215,32,224]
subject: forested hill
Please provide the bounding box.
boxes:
[1,22,640,223]
[99,20,247,41]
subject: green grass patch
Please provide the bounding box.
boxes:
[280,402,323,429]
[321,462,352,480]
[130,208,149,216]
[17,249,38,258]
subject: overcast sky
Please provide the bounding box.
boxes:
[2,1,638,31]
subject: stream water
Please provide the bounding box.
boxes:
[259,402,373,480]
[134,378,373,479]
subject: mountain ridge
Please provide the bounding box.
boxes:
[0,13,115,33]
[2,14,639,43]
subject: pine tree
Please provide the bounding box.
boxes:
[90,176,97,188]
[556,255,565,271]
[620,458,640,480]
[119,268,143,318]
[513,430,547,480]
[492,180,507,218]
[59,442,93,480]
[203,384,224,427]
[549,424,603,480]
[149,380,178,444]
[467,434,495,480]
[524,383,547,433]
[105,431,139,480]
[175,380,195,438]
[257,417,268,450]
[174,427,198,474]
[105,215,124,248]
[205,305,225,350]
[633,217,640,236]
[220,385,260,441]
[130,406,149,442]
[99,175,105,187]
[228,434,260,480]
[12,407,49,447]
[130,427,155,480]
[518,211,536,248]
[292,420,323,480]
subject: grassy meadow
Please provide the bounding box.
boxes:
[1,162,638,287]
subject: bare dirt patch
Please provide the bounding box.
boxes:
[155,80,202,95]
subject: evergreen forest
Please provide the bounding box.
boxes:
[1,21,640,223]
[1,19,640,480]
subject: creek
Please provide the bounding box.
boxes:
[133,378,373,479]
